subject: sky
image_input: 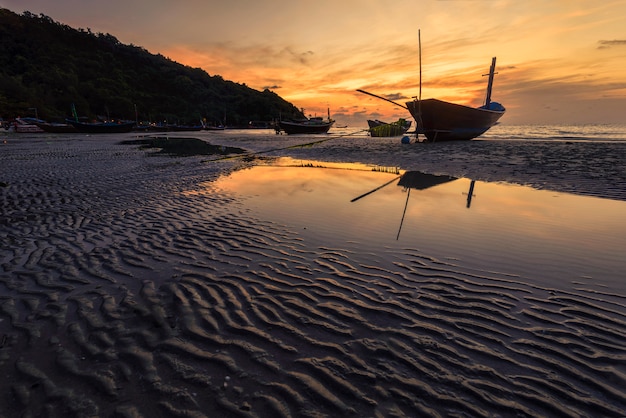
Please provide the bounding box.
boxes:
[3,0,626,126]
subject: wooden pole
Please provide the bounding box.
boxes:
[356,89,409,110]
[416,30,424,138]
[484,57,497,107]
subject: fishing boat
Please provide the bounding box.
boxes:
[35,122,77,133]
[406,57,505,141]
[167,124,203,132]
[203,124,225,131]
[367,118,412,137]
[12,117,45,133]
[66,119,135,133]
[278,108,334,135]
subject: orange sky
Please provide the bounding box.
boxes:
[4,0,626,126]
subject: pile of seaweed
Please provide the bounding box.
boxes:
[120,137,246,157]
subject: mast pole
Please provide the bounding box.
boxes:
[416,30,424,137]
[484,57,497,107]
[418,30,422,102]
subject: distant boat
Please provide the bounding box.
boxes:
[203,125,225,131]
[168,124,203,132]
[35,122,77,133]
[67,119,135,133]
[12,117,45,133]
[406,57,505,141]
[367,118,412,137]
[248,121,272,129]
[278,117,334,135]
[278,108,334,135]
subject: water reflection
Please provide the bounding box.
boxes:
[392,172,458,240]
[210,158,626,291]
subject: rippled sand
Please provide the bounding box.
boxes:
[1,132,625,417]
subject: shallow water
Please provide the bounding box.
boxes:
[212,159,626,293]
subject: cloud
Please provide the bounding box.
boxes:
[384,93,409,101]
[597,40,626,49]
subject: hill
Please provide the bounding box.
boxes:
[0,8,304,126]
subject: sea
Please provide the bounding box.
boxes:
[463,123,626,142]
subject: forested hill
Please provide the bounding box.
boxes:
[0,8,304,126]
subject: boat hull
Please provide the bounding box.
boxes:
[13,118,45,133]
[67,120,135,133]
[406,98,504,141]
[278,121,333,135]
[36,123,77,133]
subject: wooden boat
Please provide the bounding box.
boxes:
[167,124,203,132]
[36,122,77,133]
[278,117,333,134]
[406,57,505,141]
[278,108,334,135]
[12,117,45,133]
[203,125,225,131]
[367,118,412,137]
[66,119,135,133]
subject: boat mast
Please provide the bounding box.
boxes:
[418,30,422,103]
[484,57,497,107]
[416,30,424,136]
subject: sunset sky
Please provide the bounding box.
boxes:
[3,0,625,126]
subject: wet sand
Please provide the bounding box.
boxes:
[1,131,625,417]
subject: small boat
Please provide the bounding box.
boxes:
[278,108,334,135]
[367,118,412,137]
[12,117,45,133]
[203,125,225,131]
[66,119,135,133]
[167,124,203,132]
[406,57,505,141]
[278,117,334,135]
[35,122,77,133]
[248,121,272,129]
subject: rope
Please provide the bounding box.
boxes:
[203,128,372,163]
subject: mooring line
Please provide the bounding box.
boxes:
[203,128,372,163]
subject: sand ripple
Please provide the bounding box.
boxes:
[1,135,625,417]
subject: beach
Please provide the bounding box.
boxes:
[1,129,625,417]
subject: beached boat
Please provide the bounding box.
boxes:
[35,122,77,133]
[278,117,334,135]
[203,125,225,131]
[167,124,203,132]
[367,118,412,137]
[66,120,135,133]
[406,57,505,141]
[12,117,45,133]
[278,109,334,135]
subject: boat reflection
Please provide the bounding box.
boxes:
[208,161,626,289]
[349,171,471,239]
[397,171,457,190]
[465,180,476,208]
[395,172,457,239]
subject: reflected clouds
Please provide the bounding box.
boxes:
[209,159,626,289]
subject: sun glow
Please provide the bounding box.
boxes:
[6,0,626,125]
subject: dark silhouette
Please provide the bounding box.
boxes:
[0,8,304,126]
